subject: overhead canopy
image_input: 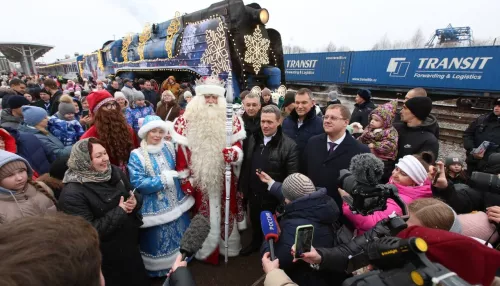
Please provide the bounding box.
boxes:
[0,42,53,62]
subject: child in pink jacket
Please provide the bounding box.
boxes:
[341,152,434,234]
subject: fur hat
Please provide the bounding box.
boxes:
[282,173,316,201]
[138,115,170,139]
[58,94,76,116]
[87,90,115,114]
[404,97,433,121]
[395,155,428,186]
[357,89,371,101]
[370,100,398,128]
[22,106,48,127]
[194,74,226,97]
[349,153,384,185]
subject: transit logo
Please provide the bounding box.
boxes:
[387,58,410,77]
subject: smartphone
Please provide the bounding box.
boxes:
[294,224,314,259]
[82,110,89,117]
[256,168,262,174]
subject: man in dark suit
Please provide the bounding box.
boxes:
[302,104,370,209]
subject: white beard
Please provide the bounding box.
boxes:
[185,95,227,197]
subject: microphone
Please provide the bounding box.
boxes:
[260,211,280,260]
[179,214,211,260]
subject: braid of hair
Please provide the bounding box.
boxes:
[29,180,57,206]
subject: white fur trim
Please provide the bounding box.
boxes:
[145,142,164,154]
[195,191,221,260]
[178,169,190,179]
[195,85,226,97]
[141,250,180,271]
[230,116,246,144]
[237,215,247,230]
[233,165,241,178]
[164,120,174,134]
[138,120,170,139]
[230,145,243,166]
[141,195,195,228]
[172,117,189,147]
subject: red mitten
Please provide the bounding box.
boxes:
[222,147,238,163]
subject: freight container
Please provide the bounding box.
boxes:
[284,52,350,84]
[348,46,500,94]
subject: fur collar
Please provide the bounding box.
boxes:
[145,140,165,154]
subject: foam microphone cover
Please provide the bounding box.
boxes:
[180,214,211,257]
[260,211,280,242]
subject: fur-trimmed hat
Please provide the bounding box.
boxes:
[87,90,115,114]
[194,74,226,97]
[138,115,170,139]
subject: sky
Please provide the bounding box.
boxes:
[1,0,499,63]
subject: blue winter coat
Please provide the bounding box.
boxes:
[127,142,194,228]
[125,103,155,132]
[48,113,84,146]
[18,125,72,163]
[3,127,51,175]
[282,108,324,155]
[261,189,341,286]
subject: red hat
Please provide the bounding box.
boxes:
[86,90,115,114]
[397,226,500,286]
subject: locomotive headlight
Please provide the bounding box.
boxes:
[259,9,269,24]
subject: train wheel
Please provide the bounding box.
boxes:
[456,97,472,109]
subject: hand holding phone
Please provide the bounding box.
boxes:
[294,225,314,259]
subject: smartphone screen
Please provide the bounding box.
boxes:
[294,225,314,259]
[82,110,89,117]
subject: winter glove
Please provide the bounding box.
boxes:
[162,170,179,188]
[222,147,239,163]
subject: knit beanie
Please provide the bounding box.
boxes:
[357,89,371,101]
[282,173,316,201]
[349,153,384,185]
[445,155,464,167]
[0,160,27,182]
[395,155,428,186]
[49,155,69,181]
[370,100,398,128]
[262,88,272,97]
[8,95,30,109]
[22,106,48,126]
[58,94,76,116]
[134,90,145,101]
[404,97,433,121]
[183,91,192,98]
[114,91,128,103]
[282,91,296,108]
[458,211,499,243]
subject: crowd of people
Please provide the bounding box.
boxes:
[0,70,500,286]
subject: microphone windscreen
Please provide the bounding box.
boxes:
[260,211,280,242]
[180,214,211,256]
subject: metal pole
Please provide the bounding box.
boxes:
[29,47,37,75]
[224,72,234,264]
[21,45,31,75]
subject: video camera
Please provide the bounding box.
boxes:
[470,171,500,193]
[342,236,472,286]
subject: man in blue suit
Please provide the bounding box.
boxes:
[302,104,370,209]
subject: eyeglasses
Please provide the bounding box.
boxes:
[103,102,117,110]
[324,116,346,121]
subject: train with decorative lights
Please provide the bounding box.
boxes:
[37,0,285,96]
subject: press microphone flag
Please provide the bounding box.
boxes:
[260,211,280,260]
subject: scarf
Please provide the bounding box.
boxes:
[62,138,112,184]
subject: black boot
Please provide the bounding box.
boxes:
[239,242,260,256]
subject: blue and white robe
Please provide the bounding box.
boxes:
[128,141,195,277]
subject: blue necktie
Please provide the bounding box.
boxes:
[328,142,337,155]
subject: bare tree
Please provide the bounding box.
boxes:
[325,41,337,52]
[283,45,309,54]
[472,38,494,46]
[337,46,352,52]
[372,34,392,50]
[409,28,425,48]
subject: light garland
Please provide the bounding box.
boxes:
[165,12,181,58]
[200,20,231,75]
[244,25,270,74]
[97,50,105,71]
[78,61,84,77]
[115,67,201,76]
[138,24,152,61]
[121,33,133,62]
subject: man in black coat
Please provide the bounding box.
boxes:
[106,80,121,96]
[349,89,376,128]
[463,98,500,175]
[303,104,370,209]
[142,80,158,110]
[393,87,440,138]
[282,88,324,156]
[395,96,439,161]
[239,105,299,255]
